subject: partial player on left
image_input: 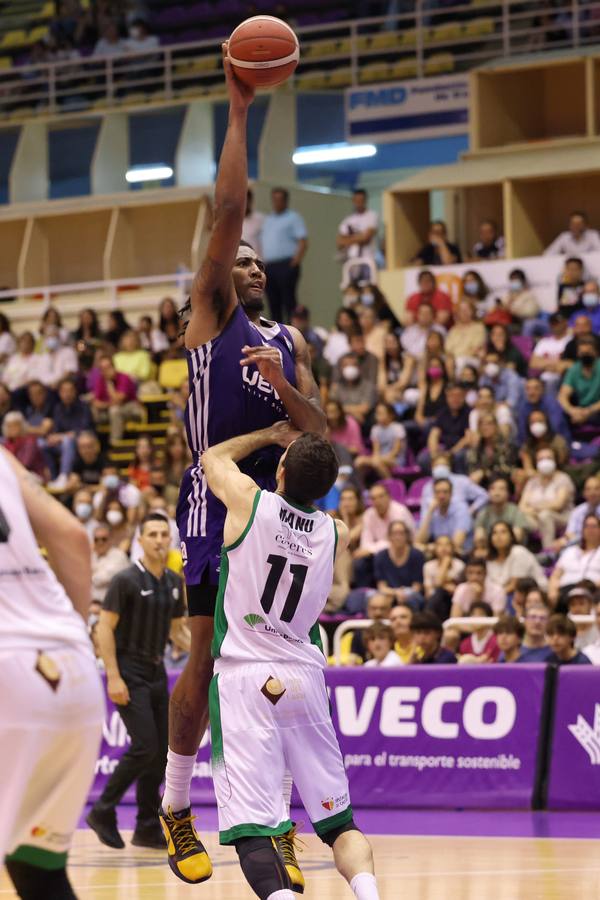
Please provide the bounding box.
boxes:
[0,447,104,900]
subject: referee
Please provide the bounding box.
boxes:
[87,512,190,849]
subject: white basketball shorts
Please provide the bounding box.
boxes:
[0,645,104,868]
[209,661,353,846]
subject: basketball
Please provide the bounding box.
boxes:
[228,15,300,88]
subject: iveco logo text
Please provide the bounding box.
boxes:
[349,87,407,109]
[333,686,517,740]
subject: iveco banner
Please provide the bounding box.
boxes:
[345,75,469,144]
[91,665,547,810]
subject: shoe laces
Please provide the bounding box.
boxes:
[167,809,201,857]
[277,824,305,867]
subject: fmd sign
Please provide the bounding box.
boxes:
[345,75,469,144]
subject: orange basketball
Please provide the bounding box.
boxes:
[228,15,299,88]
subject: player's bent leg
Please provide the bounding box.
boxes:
[162,588,215,883]
[5,859,76,900]
[322,823,380,900]
[235,836,293,900]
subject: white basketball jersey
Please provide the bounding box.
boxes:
[0,450,90,652]
[213,491,336,670]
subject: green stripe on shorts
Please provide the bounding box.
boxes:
[6,845,68,870]
[219,819,293,846]
[312,805,354,837]
[208,673,224,767]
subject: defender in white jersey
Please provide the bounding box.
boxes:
[0,448,104,900]
[201,424,380,900]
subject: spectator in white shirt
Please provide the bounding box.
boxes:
[548,515,600,607]
[544,210,600,256]
[529,312,573,387]
[126,18,159,53]
[241,188,265,257]
[581,601,600,664]
[0,313,16,369]
[2,332,50,392]
[93,20,126,57]
[363,622,401,668]
[337,188,379,278]
[42,325,78,387]
[91,524,130,604]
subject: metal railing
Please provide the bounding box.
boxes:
[1,0,600,121]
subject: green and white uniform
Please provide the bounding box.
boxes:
[209,490,353,846]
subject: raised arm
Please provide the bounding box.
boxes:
[2,446,92,620]
[201,421,300,543]
[185,45,255,349]
[239,326,326,433]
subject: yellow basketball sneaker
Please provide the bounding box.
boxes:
[159,805,213,884]
[273,825,305,894]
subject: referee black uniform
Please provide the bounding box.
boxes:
[92,560,185,838]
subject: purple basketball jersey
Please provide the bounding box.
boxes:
[176,304,297,586]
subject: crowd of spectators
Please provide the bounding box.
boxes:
[2,198,600,670]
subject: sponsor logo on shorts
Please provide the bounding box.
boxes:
[321,793,349,812]
[261,676,286,706]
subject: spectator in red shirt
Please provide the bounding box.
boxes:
[405,270,453,328]
[458,600,500,663]
[1,411,48,482]
[127,435,156,491]
[91,352,143,444]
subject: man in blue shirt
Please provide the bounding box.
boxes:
[480,350,524,410]
[517,603,553,662]
[517,376,570,443]
[410,612,457,663]
[262,187,308,323]
[47,377,95,490]
[416,477,473,555]
[420,452,488,519]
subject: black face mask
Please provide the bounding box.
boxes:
[580,354,596,367]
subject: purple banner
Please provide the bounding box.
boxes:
[547,667,600,810]
[91,665,547,809]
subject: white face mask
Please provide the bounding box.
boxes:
[466,389,479,407]
[464,281,479,296]
[484,362,500,378]
[582,292,599,308]
[106,510,123,526]
[360,293,375,306]
[509,279,523,293]
[342,365,360,382]
[530,422,547,438]
[432,465,451,480]
[537,458,556,476]
[75,502,92,520]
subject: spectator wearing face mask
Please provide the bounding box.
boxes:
[559,336,600,427]
[544,210,600,257]
[515,410,569,494]
[405,270,453,328]
[445,300,486,373]
[72,487,98,539]
[501,269,541,334]
[474,476,531,545]
[479,350,524,410]
[42,325,78,388]
[519,446,575,547]
[517,376,570,445]
[98,497,132,554]
[471,219,505,260]
[460,270,491,318]
[329,351,378,425]
[414,356,448,430]
[92,466,142,525]
[411,220,462,268]
[573,278,600,332]
[420,453,488,520]
[126,18,159,52]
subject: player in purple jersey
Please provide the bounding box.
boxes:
[159,44,325,889]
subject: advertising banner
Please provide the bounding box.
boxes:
[345,75,469,144]
[91,665,546,810]
[547,667,600,810]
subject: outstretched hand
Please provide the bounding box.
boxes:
[222,42,255,111]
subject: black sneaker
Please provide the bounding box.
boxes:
[86,808,125,850]
[131,826,167,850]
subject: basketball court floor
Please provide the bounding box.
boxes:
[2,808,599,899]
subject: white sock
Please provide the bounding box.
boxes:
[282,770,293,818]
[162,748,197,813]
[267,892,296,900]
[350,872,380,900]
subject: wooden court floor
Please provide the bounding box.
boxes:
[2,830,600,899]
